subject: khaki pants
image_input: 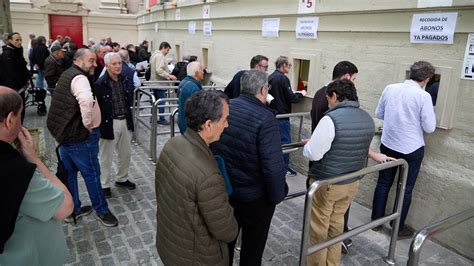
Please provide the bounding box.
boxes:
[307,180,359,266]
[99,119,132,188]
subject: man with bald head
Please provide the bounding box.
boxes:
[177,61,204,134]
[0,86,73,264]
[94,52,136,198]
[47,48,118,227]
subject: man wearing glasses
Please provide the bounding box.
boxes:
[268,56,306,177]
[224,55,269,99]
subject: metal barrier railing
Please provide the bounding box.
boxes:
[132,88,155,145]
[298,159,409,266]
[150,98,179,163]
[407,207,474,266]
[276,111,310,146]
[170,108,179,138]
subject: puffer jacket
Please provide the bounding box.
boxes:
[0,45,29,91]
[155,129,238,266]
[211,94,288,205]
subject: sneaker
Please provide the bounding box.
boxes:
[286,168,297,177]
[397,227,415,240]
[115,180,136,190]
[97,212,119,227]
[64,205,93,223]
[103,188,112,198]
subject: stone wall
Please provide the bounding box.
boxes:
[137,0,474,258]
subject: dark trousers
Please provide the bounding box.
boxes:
[152,89,167,122]
[371,144,425,230]
[228,197,276,266]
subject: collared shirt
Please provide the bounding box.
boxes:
[108,77,128,118]
[71,75,101,130]
[99,65,141,88]
[375,79,436,154]
[303,116,335,161]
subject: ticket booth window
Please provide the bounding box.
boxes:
[405,71,441,106]
[202,48,209,69]
[293,59,310,91]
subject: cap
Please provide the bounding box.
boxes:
[51,45,65,52]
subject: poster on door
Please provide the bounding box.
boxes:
[298,0,316,14]
[461,33,474,80]
[410,12,458,44]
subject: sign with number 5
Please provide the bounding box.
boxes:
[298,0,316,14]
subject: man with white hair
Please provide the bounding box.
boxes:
[99,49,140,88]
[177,61,204,134]
[94,52,136,199]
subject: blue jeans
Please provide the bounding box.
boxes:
[153,89,167,122]
[36,69,45,89]
[278,119,291,170]
[59,129,109,215]
[371,144,425,230]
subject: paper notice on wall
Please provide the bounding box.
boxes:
[203,5,210,19]
[176,9,181,20]
[188,21,196,35]
[154,23,159,32]
[203,21,212,37]
[417,0,453,8]
[461,33,474,80]
[298,0,316,14]
[262,18,280,38]
[296,17,319,39]
[410,12,458,44]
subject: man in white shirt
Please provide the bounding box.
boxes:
[371,61,436,239]
[149,41,177,125]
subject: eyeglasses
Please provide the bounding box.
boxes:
[259,64,269,69]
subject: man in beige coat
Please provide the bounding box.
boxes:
[155,90,238,265]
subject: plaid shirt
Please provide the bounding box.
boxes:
[108,77,128,118]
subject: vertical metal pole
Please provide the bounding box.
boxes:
[298,115,304,142]
[131,90,138,142]
[134,90,142,145]
[170,108,178,138]
[384,163,408,264]
[298,181,320,266]
[150,99,159,162]
[407,229,429,266]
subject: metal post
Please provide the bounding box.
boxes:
[299,181,319,266]
[170,109,179,138]
[149,99,160,162]
[297,115,304,142]
[384,163,408,265]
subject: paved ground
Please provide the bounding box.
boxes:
[23,98,472,266]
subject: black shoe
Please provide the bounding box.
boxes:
[341,238,352,254]
[397,227,415,240]
[343,238,353,248]
[115,180,136,190]
[286,168,297,177]
[97,212,118,227]
[157,120,171,125]
[103,188,112,198]
[64,205,93,223]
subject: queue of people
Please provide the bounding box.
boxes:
[0,32,437,266]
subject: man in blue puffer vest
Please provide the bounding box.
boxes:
[177,61,204,134]
[211,70,288,265]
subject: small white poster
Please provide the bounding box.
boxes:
[188,21,196,35]
[203,21,212,37]
[203,5,210,19]
[176,9,181,20]
[296,17,319,39]
[417,0,453,8]
[461,33,474,80]
[154,23,159,32]
[410,12,458,44]
[298,0,316,14]
[262,18,280,38]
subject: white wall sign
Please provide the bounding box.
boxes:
[298,0,316,14]
[410,12,458,44]
[155,23,159,32]
[203,5,210,19]
[176,9,181,20]
[462,33,474,80]
[418,0,453,8]
[296,17,319,39]
[203,21,212,37]
[262,18,280,38]
[188,21,196,35]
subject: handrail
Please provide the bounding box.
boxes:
[132,89,155,144]
[407,207,474,266]
[150,98,180,163]
[170,108,179,138]
[299,159,409,265]
[276,112,310,155]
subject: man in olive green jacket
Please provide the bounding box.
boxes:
[155,90,238,265]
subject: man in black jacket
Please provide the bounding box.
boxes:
[44,45,65,95]
[31,36,49,90]
[268,56,306,177]
[94,52,136,199]
[224,55,269,99]
[212,70,288,265]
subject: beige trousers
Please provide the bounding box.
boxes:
[307,180,359,266]
[99,119,132,188]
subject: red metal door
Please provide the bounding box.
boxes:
[49,15,83,46]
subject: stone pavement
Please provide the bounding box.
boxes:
[23,99,472,266]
